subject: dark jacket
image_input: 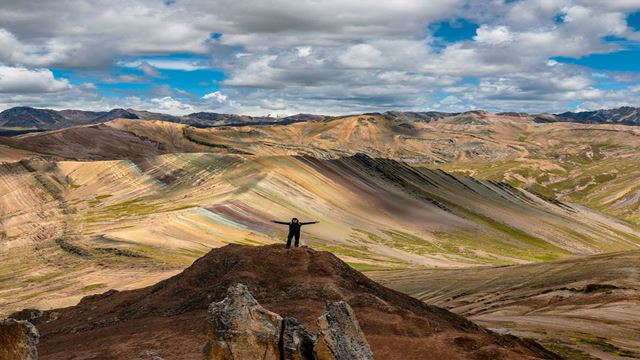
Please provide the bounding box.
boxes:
[273,221,318,233]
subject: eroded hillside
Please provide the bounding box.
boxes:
[5,112,637,225]
[1,151,639,315]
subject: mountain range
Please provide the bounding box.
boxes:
[0,106,331,131]
[1,105,640,131]
[1,107,640,358]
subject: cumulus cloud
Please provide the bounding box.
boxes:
[0,0,639,114]
[202,91,227,102]
[0,66,70,93]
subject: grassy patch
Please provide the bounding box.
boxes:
[347,262,403,271]
[82,283,107,292]
[89,194,113,206]
[571,336,639,358]
[316,242,387,262]
[86,198,161,220]
[84,197,196,222]
[68,182,82,189]
[541,342,599,360]
[27,271,63,283]
[352,228,441,255]
[18,285,68,301]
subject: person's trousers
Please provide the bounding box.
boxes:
[286,232,301,248]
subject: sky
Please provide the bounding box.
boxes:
[0,0,640,116]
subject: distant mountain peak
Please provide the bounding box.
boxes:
[1,105,639,131]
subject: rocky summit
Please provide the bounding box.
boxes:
[11,244,558,359]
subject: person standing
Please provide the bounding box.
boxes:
[272,218,319,248]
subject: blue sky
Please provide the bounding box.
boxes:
[0,1,639,115]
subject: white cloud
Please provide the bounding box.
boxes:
[296,46,312,57]
[202,91,227,102]
[148,96,197,114]
[474,25,513,45]
[338,44,384,69]
[0,0,639,114]
[0,66,70,93]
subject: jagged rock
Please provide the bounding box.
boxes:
[8,309,43,322]
[314,301,374,360]
[0,319,39,360]
[204,283,282,360]
[282,317,316,360]
[204,284,375,360]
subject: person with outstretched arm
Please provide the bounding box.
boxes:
[272,218,319,248]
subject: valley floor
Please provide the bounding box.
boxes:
[370,250,640,360]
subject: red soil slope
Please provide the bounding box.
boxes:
[22,245,559,359]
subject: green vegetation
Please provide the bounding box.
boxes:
[68,182,82,189]
[86,198,161,221]
[571,336,639,358]
[27,271,63,283]
[352,219,570,265]
[18,285,68,301]
[347,262,403,271]
[541,342,599,360]
[316,241,404,264]
[89,194,113,206]
[435,207,572,263]
[83,197,196,223]
[434,139,640,226]
[351,229,440,255]
[82,283,107,292]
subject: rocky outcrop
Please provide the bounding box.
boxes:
[0,319,39,360]
[205,283,373,360]
[204,283,283,360]
[314,301,374,360]
[282,317,316,360]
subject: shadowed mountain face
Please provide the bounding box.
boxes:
[0,106,331,130]
[2,105,640,131]
[22,244,558,360]
[0,107,67,128]
[549,106,640,126]
[0,107,142,129]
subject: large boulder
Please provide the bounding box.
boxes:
[0,319,39,360]
[282,317,316,360]
[204,283,283,360]
[314,301,374,360]
[204,284,374,360]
